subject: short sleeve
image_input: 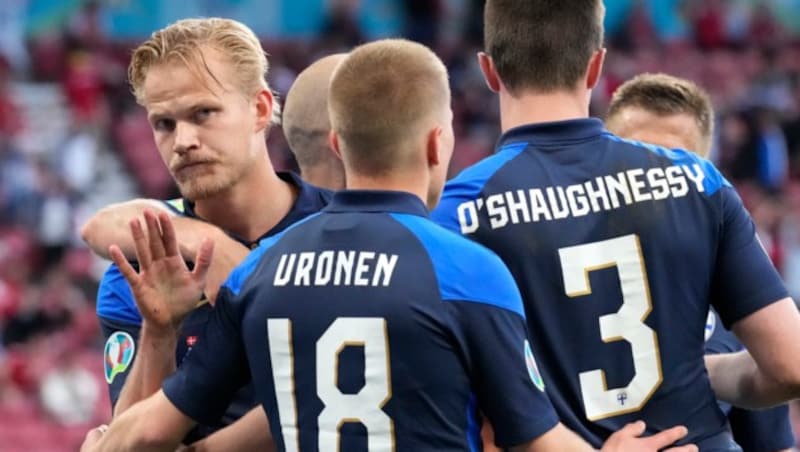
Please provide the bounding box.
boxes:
[99,316,141,408]
[710,188,788,328]
[162,287,251,425]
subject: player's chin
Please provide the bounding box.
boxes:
[177,176,232,201]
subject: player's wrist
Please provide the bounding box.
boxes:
[141,319,182,340]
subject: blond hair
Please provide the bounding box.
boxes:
[328,39,450,175]
[607,73,714,154]
[128,17,280,123]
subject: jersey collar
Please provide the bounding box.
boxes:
[325,190,429,217]
[497,117,606,149]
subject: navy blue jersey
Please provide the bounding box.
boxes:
[163,191,559,452]
[704,310,795,452]
[96,172,330,441]
[431,119,788,449]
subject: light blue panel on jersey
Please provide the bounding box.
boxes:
[604,134,732,195]
[390,213,525,318]
[224,213,321,296]
[96,265,143,325]
[431,142,528,231]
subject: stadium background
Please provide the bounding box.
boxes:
[1,0,800,450]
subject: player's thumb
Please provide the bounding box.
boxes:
[192,238,215,282]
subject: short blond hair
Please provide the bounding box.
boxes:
[128,17,280,123]
[329,39,450,175]
[607,73,714,153]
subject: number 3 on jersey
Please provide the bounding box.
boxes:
[268,317,395,452]
[558,234,663,421]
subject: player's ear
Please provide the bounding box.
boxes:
[426,125,443,168]
[254,89,274,132]
[585,48,607,90]
[329,130,343,160]
[477,52,501,93]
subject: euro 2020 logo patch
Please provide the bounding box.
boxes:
[105,331,135,384]
[524,340,545,392]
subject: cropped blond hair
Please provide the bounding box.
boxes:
[329,39,450,175]
[128,17,280,123]
[607,73,714,154]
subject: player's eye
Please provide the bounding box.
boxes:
[153,118,175,132]
[193,108,215,123]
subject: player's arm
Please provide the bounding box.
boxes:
[508,421,695,452]
[705,188,800,409]
[109,210,214,415]
[81,390,195,452]
[180,406,274,452]
[81,199,175,257]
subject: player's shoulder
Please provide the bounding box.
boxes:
[602,133,731,195]
[444,141,530,197]
[389,213,525,317]
[96,264,142,325]
[222,211,323,297]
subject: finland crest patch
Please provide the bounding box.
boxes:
[104,331,135,384]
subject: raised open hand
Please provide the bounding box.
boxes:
[109,210,214,332]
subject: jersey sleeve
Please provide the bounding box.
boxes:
[443,259,559,447]
[710,187,789,328]
[161,286,251,425]
[96,264,143,408]
[99,316,140,408]
[728,404,795,452]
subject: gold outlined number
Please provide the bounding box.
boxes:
[558,234,663,421]
[268,318,395,451]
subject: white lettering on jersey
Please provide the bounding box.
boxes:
[456,164,707,234]
[274,251,398,287]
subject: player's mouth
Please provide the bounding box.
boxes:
[173,161,215,178]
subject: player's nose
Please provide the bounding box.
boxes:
[172,121,200,155]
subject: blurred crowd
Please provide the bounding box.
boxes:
[1,0,800,449]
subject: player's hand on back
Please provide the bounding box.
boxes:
[601,421,696,452]
[110,209,215,333]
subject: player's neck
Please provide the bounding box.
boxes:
[346,172,428,208]
[498,88,590,133]
[194,154,297,242]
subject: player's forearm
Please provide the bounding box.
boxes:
[115,323,179,416]
[81,200,172,258]
[91,396,184,452]
[706,351,799,410]
[181,406,274,452]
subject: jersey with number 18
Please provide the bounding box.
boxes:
[162,190,559,452]
[431,118,788,449]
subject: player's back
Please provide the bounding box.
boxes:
[228,191,557,452]
[433,119,785,449]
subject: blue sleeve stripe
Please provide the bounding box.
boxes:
[603,133,732,195]
[96,265,143,325]
[466,394,480,452]
[390,213,525,318]
[223,212,322,296]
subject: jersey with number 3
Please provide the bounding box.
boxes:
[162,191,559,452]
[431,118,788,449]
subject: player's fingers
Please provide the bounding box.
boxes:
[109,245,140,286]
[158,211,180,257]
[144,210,166,261]
[642,425,688,449]
[130,218,151,268]
[192,238,215,283]
[79,425,107,451]
[617,420,646,437]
